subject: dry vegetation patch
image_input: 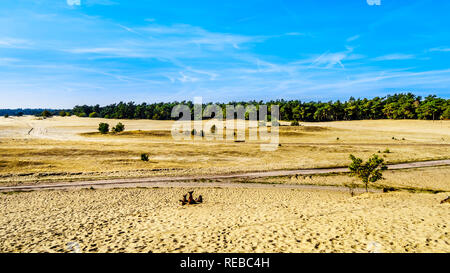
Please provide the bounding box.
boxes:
[0,117,448,184]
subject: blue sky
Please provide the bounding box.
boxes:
[0,0,450,108]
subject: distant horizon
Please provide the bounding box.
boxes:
[0,92,448,110]
[1,1,450,108]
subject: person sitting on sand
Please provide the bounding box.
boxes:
[187,191,197,204]
[196,195,203,203]
[179,194,187,205]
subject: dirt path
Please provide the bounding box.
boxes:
[0,159,448,192]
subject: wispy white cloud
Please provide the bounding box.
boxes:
[346,35,360,42]
[285,32,304,36]
[0,37,31,48]
[429,47,450,52]
[309,50,351,69]
[372,53,416,61]
[62,23,261,63]
[67,0,81,6]
[117,24,143,36]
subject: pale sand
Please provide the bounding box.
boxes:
[1,187,448,253]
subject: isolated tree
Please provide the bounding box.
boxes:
[98,122,109,134]
[41,110,52,118]
[348,154,387,192]
[112,122,125,133]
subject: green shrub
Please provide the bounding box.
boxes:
[4,114,9,118]
[291,121,299,126]
[41,110,52,118]
[77,112,87,117]
[59,111,66,117]
[442,107,450,120]
[112,122,125,133]
[98,122,109,134]
[140,153,149,161]
[89,112,99,118]
[383,148,390,153]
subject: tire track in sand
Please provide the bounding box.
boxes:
[0,159,448,192]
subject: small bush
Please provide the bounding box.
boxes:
[141,153,149,161]
[77,112,87,117]
[59,111,67,117]
[98,122,109,134]
[383,148,390,153]
[4,114,9,118]
[41,110,52,118]
[112,122,125,133]
[89,112,99,118]
[17,112,23,117]
[210,125,216,134]
[291,121,299,126]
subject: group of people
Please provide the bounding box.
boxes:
[179,191,203,205]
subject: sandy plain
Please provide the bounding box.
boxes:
[0,187,449,253]
[0,116,449,253]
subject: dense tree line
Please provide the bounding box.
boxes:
[70,93,449,121]
[2,93,449,121]
[0,108,68,117]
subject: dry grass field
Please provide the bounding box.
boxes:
[0,116,448,185]
[0,116,449,253]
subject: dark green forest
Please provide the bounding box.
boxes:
[70,93,450,121]
[2,93,449,121]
